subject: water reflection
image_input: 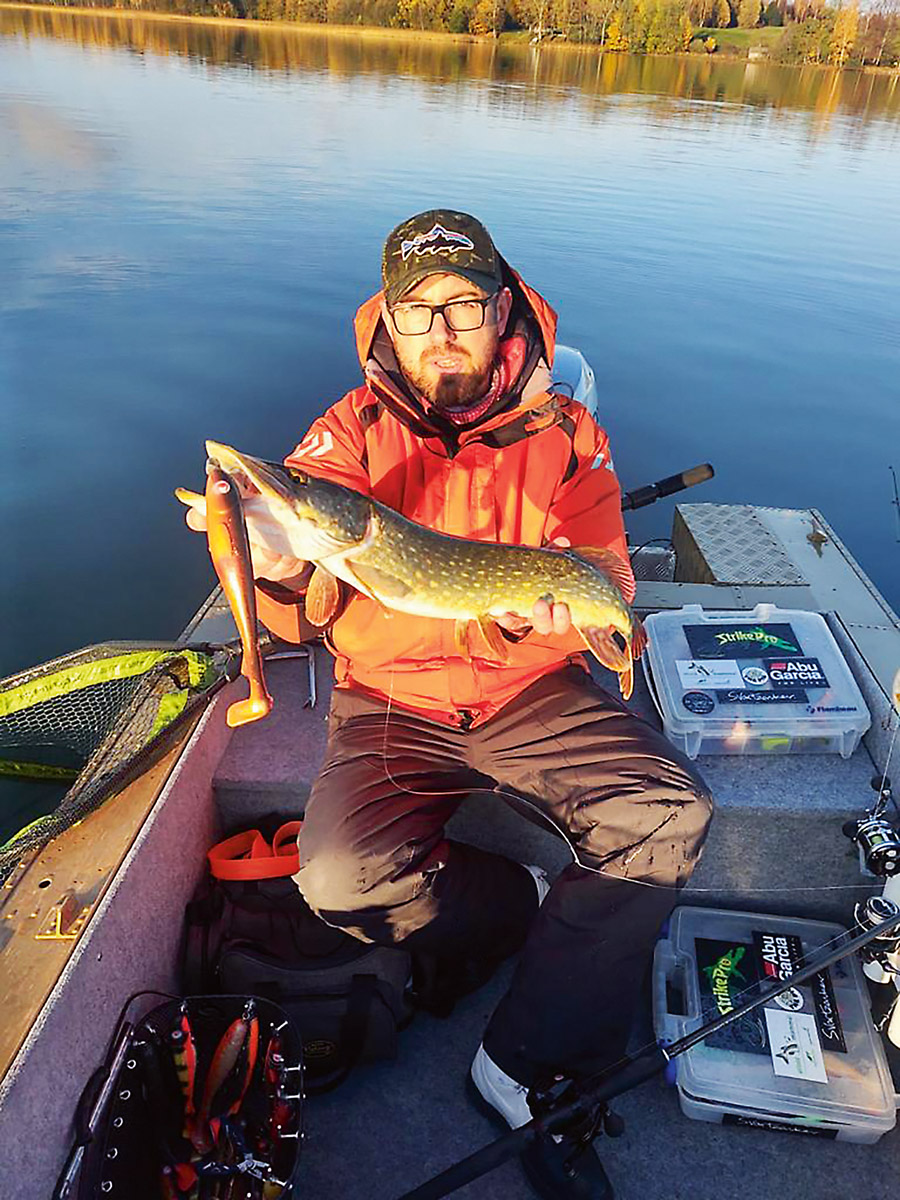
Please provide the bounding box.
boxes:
[3,5,899,124]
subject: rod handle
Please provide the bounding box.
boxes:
[621,463,714,511]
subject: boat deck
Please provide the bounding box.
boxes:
[240,655,900,1200]
[3,503,900,1200]
[303,964,900,1200]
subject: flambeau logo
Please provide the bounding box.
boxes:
[400,224,475,262]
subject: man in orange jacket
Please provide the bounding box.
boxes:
[189,211,713,1199]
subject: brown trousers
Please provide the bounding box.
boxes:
[295,664,713,1085]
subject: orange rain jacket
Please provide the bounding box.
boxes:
[255,265,633,729]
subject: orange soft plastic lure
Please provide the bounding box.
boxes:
[204,466,273,727]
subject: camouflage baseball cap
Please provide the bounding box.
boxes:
[382,210,503,307]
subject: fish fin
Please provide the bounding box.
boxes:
[581,624,638,701]
[454,619,473,660]
[569,547,635,605]
[305,566,340,627]
[619,659,635,702]
[477,616,510,662]
[174,487,205,507]
[343,559,412,602]
[631,615,648,659]
[578,624,629,672]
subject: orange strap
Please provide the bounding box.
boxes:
[207,821,302,880]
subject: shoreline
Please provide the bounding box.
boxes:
[0,2,484,43]
[1,2,897,74]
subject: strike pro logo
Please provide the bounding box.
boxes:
[702,946,746,1017]
[400,224,475,262]
[712,628,800,654]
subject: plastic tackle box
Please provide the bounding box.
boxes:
[642,605,870,759]
[653,906,898,1142]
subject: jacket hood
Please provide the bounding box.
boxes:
[351,258,559,451]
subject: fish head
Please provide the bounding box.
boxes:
[205,441,370,563]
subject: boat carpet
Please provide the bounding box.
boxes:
[301,960,899,1200]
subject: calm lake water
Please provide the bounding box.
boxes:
[2,8,899,684]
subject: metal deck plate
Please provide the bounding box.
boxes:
[674,504,807,586]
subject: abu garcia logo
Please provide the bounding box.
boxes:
[714,627,800,653]
[703,946,746,1016]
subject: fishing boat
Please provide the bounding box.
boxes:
[1,347,899,1200]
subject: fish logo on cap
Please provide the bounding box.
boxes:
[400,224,476,262]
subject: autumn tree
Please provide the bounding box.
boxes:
[776,11,834,61]
[792,0,825,18]
[737,0,760,27]
[393,0,450,26]
[584,0,619,42]
[622,0,652,46]
[604,6,630,44]
[828,0,858,63]
[687,0,713,23]
[709,0,731,27]
[762,0,781,23]
[645,0,689,49]
[866,0,900,64]
[446,0,472,27]
[515,0,554,36]
[468,0,506,30]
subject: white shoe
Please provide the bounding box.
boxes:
[523,862,551,906]
[470,1044,533,1128]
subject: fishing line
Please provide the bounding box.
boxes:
[376,658,890,898]
[873,693,900,811]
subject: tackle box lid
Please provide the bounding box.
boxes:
[653,906,897,1130]
[642,605,870,746]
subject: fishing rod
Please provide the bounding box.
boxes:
[621,463,714,512]
[890,467,900,543]
[396,905,900,1200]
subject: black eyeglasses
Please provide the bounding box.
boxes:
[389,292,499,336]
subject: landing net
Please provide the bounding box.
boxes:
[0,641,231,883]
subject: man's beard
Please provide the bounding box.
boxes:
[405,351,494,413]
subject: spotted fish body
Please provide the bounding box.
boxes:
[202,441,647,700]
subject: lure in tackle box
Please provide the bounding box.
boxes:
[54,993,304,1200]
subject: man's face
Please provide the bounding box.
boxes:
[382,272,512,411]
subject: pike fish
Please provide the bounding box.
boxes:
[188,440,647,702]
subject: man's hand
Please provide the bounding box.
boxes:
[177,480,309,586]
[494,537,572,638]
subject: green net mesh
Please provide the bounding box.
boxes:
[0,642,232,883]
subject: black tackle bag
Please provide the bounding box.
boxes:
[181,818,413,1093]
[54,992,304,1200]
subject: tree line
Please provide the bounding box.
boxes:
[14,0,900,65]
[774,1,900,64]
